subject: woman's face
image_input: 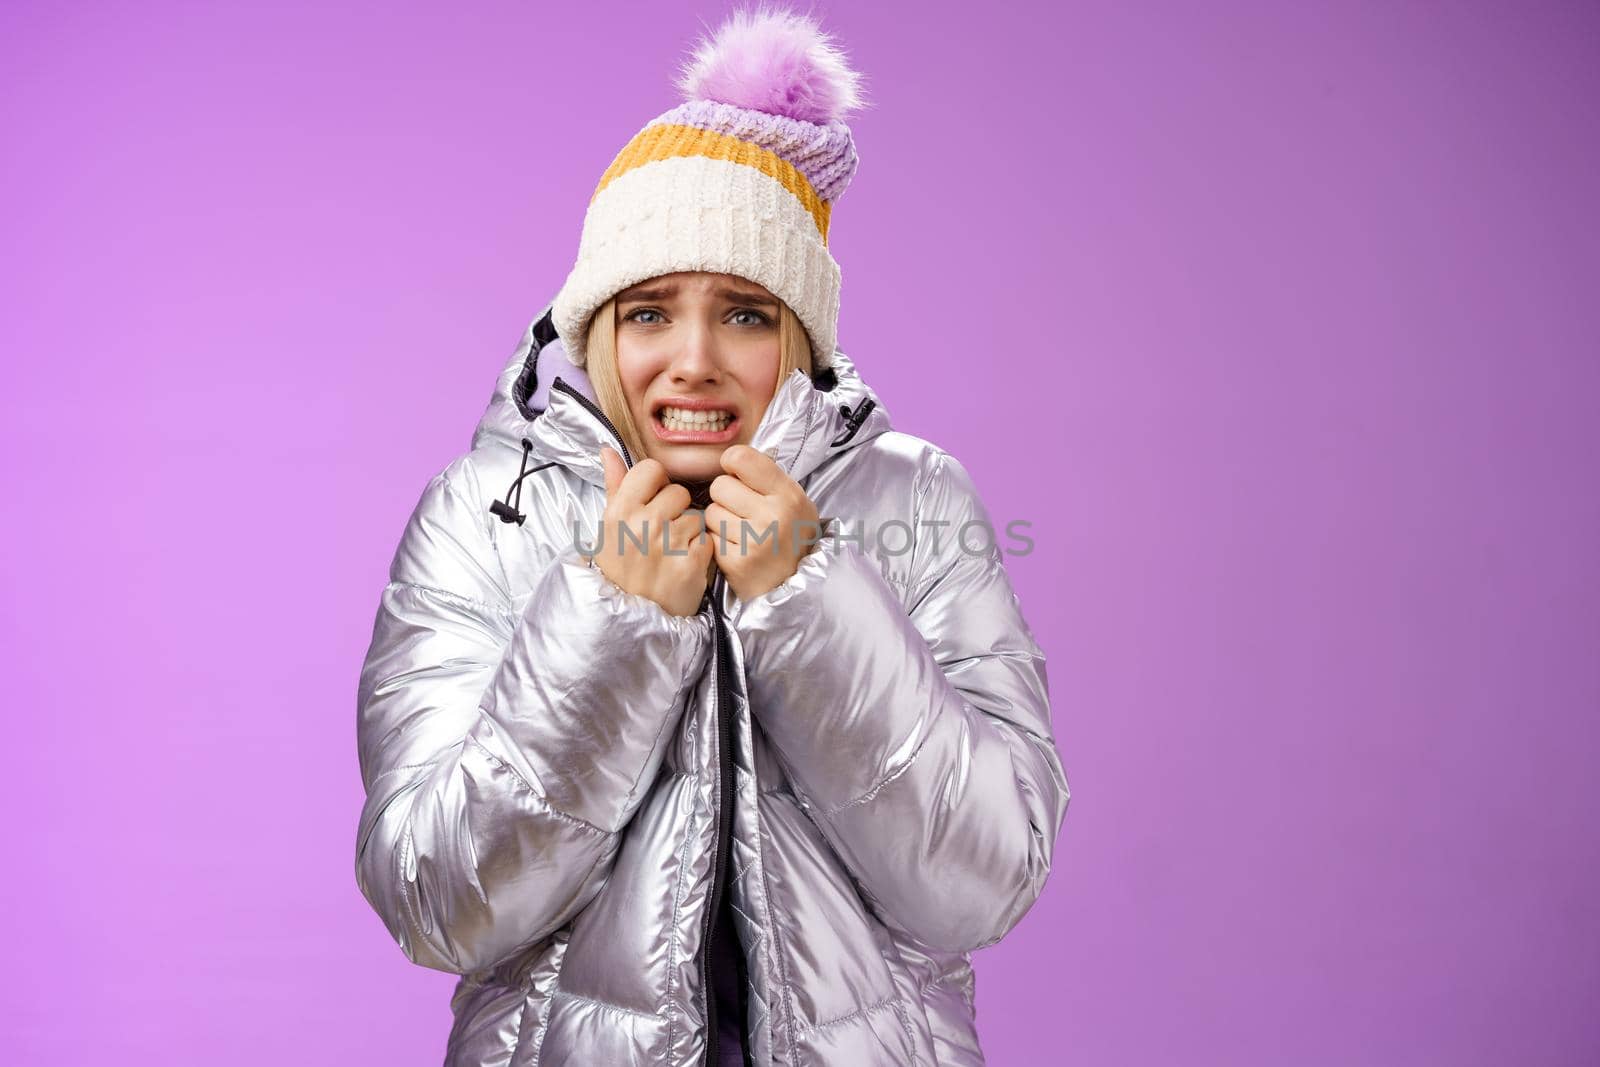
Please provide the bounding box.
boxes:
[614,271,784,484]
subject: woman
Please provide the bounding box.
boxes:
[354,10,1070,1065]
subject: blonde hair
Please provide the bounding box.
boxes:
[584,296,814,465]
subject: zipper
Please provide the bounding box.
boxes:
[551,377,634,467]
[551,373,744,1062]
[701,570,739,1066]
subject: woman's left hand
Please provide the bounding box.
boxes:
[705,444,824,601]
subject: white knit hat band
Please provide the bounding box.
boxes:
[551,155,841,370]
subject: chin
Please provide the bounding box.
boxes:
[656,450,725,485]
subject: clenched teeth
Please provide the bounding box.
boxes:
[659,406,733,431]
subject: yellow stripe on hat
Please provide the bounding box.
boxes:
[592,122,832,244]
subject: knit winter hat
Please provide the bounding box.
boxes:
[550,7,866,371]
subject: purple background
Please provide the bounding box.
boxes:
[4,1,1597,1063]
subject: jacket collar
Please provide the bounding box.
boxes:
[472,307,892,490]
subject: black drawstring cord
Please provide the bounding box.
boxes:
[491,438,560,526]
[830,398,876,447]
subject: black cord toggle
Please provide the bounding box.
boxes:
[830,398,876,448]
[491,438,560,525]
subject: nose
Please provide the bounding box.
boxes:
[667,320,723,385]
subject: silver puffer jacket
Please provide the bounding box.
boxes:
[355,306,1071,1066]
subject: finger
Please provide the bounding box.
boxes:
[645,480,693,523]
[703,502,740,553]
[668,509,709,550]
[708,472,764,519]
[616,456,670,513]
[599,446,625,499]
[693,535,716,570]
[719,444,789,496]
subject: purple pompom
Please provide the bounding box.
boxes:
[675,5,866,126]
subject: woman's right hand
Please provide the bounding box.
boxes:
[587,446,713,617]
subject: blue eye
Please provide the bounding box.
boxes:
[730,309,772,327]
[625,308,663,325]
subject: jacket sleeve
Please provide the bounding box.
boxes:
[727,449,1070,953]
[354,460,713,975]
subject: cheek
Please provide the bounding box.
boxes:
[736,342,783,405]
[614,339,660,410]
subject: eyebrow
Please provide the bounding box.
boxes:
[615,284,777,307]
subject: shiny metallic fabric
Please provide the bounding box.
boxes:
[355,307,1071,1065]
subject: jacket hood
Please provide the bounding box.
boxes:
[471,306,893,489]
